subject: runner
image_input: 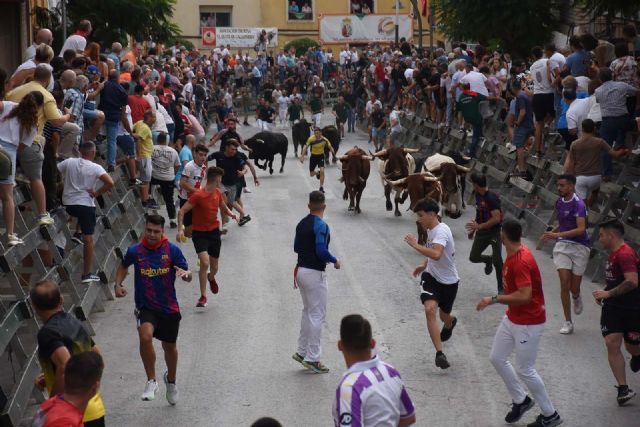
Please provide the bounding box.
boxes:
[405,198,459,370]
[177,167,237,307]
[334,314,416,426]
[466,172,504,293]
[593,219,640,406]
[114,214,192,405]
[299,127,335,193]
[541,174,589,334]
[178,144,209,238]
[476,219,563,427]
[332,95,350,138]
[309,92,323,128]
[293,190,340,374]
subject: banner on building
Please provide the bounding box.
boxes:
[202,27,216,46]
[212,27,278,49]
[319,15,412,44]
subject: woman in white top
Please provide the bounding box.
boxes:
[8,44,55,91]
[0,90,41,246]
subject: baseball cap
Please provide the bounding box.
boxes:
[87,64,100,75]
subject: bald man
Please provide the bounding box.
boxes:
[109,42,123,72]
[24,28,53,62]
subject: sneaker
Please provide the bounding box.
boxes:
[559,321,574,335]
[196,296,208,307]
[505,395,534,423]
[81,273,100,283]
[170,221,178,229]
[302,360,330,374]
[37,213,55,226]
[130,178,143,186]
[292,352,305,365]
[243,187,252,193]
[319,186,325,193]
[484,261,493,275]
[163,371,178,405]
[440,317,457,342]
[71,232,84,245]
[7,233,24,247]
[572,294,583,315]
[208,274,219,294]
[435,351,450,369]
[630,355,640,373]
[616,385,636,406]
[107,165,115,173]
[141,379,159,401]
[238,215,252,226]
[506,143,517,154]
[526,411,563,427]
[315,172,320,180]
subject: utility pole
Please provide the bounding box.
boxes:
[395,0,400,45]
[61,0,67,40]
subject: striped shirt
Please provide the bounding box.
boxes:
[594,80,637,118]
[334,356,415,427]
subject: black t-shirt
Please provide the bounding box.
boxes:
[258,105,275,122]
[475,190,502,231]
[262,83,275,102]
[400,42,412,56]
[429,73,442,101]
[219,129,241,152]
[371,110,386,128]
[208,151,245,186]
[418,68,431,89]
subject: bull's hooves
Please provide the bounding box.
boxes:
[269,171,274,175]
[355,209,361,214]
[279,170,284,173]
[394,212,402,217]
[386,207,393,211]
[348,206,355,211]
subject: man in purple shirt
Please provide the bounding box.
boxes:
[541,174,590,335]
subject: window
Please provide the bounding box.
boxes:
[350,0,375,15]
[287,0,314,21]
[199,7,231,29]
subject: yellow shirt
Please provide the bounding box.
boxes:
[133,120,153,159]
[306,135,332,156]
[6,81,62,144]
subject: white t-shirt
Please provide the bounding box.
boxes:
[151,145,180,181]
[117,105,133,136]
[566,98,590,136]
[461,70,489,96]
[403,68,414,82]
[224,92,233,109]
[182,82,193,99]
[549,52,566,71]
[0,101,36,146]
[11,60,54,91]
[425,222,459,284]
[152,109,168,133]
[179,160,207,200]
[339,50,350,65]
[575,76,590,94]
[277,95,290,110]
[58,158,106,207]
[157,103,174,125]
[529,59,554,94]
[587,94,602,123]
[365,100,382,115]
[58,35,87,56]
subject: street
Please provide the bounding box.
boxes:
[92,114,640,427]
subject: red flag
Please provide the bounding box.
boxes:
[422,0,429,17]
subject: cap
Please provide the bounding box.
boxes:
[87,64,100,75]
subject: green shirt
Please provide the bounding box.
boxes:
[456,92,487,126]
[309,97,323,114]
[333,103,350,122]
[288,104,302,121]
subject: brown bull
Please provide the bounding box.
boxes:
[424,154,470,219]
[372,146,418,216]
[338,147,372,213]
[387,173,442,244]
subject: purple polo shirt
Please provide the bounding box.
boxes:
[556,194,590,247]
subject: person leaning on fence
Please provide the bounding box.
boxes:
[32,352,104,427]
[30,280,106,426]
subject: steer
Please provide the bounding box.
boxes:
[291,119,312,156]
[372,146,418,216]
[337,146,372,214]
[386,172,443,244]
[424,153,470,219]
[244,131,288,175]
[321,125,341,164]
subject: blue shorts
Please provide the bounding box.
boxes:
[116,135,135,157]
[65,205,97,235]
[372,128,387,140]
[513,127,533,148]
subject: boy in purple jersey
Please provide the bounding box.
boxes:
[334,314,416,427]
[114,214,192,405]
[541,174,590,335]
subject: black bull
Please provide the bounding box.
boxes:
[244,131,288,174]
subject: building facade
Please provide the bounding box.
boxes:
[0,0,47,73]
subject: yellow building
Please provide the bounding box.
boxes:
[173,0,443,51]
[0,0,48,73]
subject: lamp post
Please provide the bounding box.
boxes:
[395,0,400,45]
[61,0,67,40]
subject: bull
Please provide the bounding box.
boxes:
[244,131,288,175]
[322,125,341,164]
[291,119,312,156]
[372,146,419,216]
[423,153,470,219]
[337,146,372,214]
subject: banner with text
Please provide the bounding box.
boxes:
[319,15,412,44]
[213,27,278,48]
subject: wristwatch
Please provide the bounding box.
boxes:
[491,295,499,304]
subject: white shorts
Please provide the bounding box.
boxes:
[138,158,152,183]
[575,175,601,200]
[312,113,322,127]
[553,240,590,276]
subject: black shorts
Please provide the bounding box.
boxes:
[83,417,105,427]
[179,198,192,227]
[336,117,346,127]
[309,154,325,172]
[65,205,97,235]
[192,229,221,258]
[136,308,181,343]
[532,93,555,122]
[601,304,640,345]
[420,272,459,313]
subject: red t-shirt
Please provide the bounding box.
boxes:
[33,395,84,427]
[503,245,546,325]
[604,243,640,309]
[188,188,222,232]
[128,95,151,124]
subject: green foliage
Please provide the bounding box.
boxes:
[434,0,564,57]
[579,0,640,20]
[284,38,320,57]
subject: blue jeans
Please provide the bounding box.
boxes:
[600,115,630,177]
[347,108,355,131]
[553,92,562,129]
[105,120,119,166]
[469,122,484,158]
[167,123,175,143]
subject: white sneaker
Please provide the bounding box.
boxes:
[164,371,178,405]
[37,213,55,226]
[573,294,583,315]
[7,233,24,246]
[243,187,252,193]
[559,321,574,335]
[141,379,159,401]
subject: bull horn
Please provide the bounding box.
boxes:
[386,177,407,186]
[255,139,265,144]
[404,148,420,153]
[337,155,348,161]
[456,164,471,173]
[361,155,373,160]
[423,175,439,182]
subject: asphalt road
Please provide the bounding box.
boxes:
[92,113,640,427]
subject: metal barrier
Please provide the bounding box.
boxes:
[0,165,146,426]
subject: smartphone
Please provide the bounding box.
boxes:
[64,99,73,109]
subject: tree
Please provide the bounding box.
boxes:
[434,0,564,57]
[579,0,640,37]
